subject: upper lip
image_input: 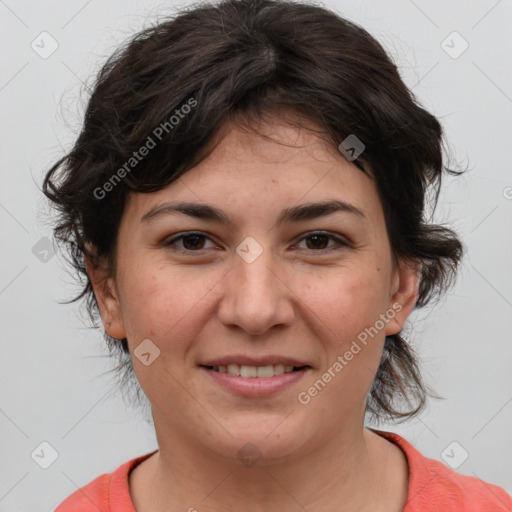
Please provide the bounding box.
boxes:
[200,355,311,368]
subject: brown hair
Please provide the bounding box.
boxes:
[42,0,464,423]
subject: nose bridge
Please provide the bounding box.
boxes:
[219,237,293,334]
[235,245,275,297]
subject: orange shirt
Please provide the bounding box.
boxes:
[54,430,512,511]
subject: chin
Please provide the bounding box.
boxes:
[204,416,317,465]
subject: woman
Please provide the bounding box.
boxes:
[43,0,511,510]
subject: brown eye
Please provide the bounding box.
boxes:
[164,232,215,252]
[163,231,348,255]
[180,234,206,250]
[305,234,330,250]
[295,232,348,252]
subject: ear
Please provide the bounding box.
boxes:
[384,257,422,336]
[84,247,127,340]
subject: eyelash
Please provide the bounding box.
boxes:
[163,231,349,254]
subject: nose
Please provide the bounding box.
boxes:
[217,246,295,336]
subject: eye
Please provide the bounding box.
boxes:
[163,232,217,253]
[294,232,348,251]
[163,231,348,254]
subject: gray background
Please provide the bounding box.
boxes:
[0,0,511,510]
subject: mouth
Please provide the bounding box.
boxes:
[199,362,311,397]
[200,364,310,378]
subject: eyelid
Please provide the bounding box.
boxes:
[163,230,349,253]
[293,231,349,251]
[163,231,218,252]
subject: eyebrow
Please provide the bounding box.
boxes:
[140,199,367,227]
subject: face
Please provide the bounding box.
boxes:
[88,114,419,464]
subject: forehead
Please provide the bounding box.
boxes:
[121,116,382,228]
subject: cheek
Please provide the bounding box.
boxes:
[299,263,390,337]
[118,266,220,351]
[298,264,389,394]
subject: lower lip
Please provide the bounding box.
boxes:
[199,366,310,398]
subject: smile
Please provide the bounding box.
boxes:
[202,364,305,378]
[199,364,311,398]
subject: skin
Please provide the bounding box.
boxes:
[86,112,420,512]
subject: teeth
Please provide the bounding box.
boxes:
[212,364,298,377]
[257,365,275,378]
[240,365,258,378]
[227,364,239,376]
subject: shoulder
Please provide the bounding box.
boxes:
[54,471,111,512]
[54,450,157,512]
[373,430,512,512]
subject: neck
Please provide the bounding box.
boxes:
[130,406,408,512]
